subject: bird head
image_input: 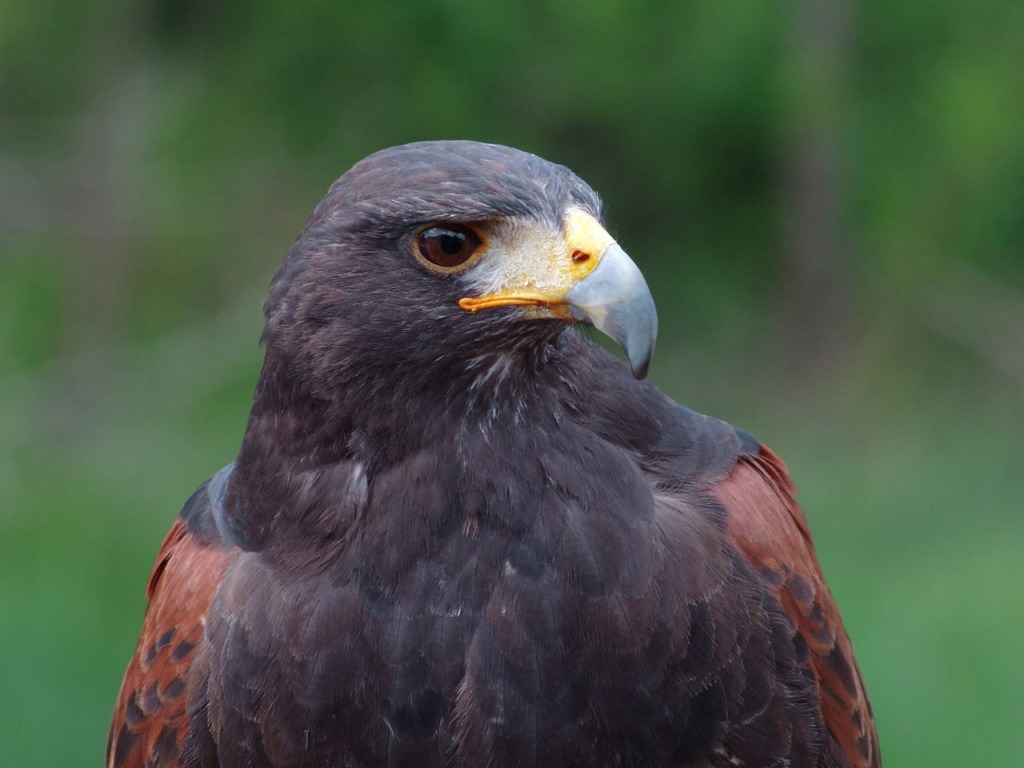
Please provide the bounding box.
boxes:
[234,141,661,542]
[254,141,657,451]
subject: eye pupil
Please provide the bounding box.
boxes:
[417,224,482,268]
[439,233,464,255]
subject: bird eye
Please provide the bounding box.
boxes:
[416,224,482,270]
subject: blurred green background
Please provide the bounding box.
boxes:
[2,1,1022,765]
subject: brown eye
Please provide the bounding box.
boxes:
[416,224,482,269]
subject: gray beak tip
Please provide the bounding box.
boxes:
[628,340,655,380]
[622,307,657,379]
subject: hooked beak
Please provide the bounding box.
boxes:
[458,209,658,379]
[565,242,657,379]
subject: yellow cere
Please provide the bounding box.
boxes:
[562,208,614,282]
[458,208,615,312]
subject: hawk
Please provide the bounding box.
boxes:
[108,140,879,767]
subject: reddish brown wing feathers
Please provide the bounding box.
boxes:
[107,519,230,768]
[713,445,880,768]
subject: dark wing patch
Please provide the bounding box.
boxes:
[712,444,880,768]
[106,519,230,768]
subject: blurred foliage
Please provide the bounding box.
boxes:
[1,1,1022,766]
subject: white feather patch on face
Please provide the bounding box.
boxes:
[460,207,613,303]
[461,218,565,297]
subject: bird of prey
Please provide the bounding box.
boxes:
[108,140,879,768]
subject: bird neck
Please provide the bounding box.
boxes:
[224,330,586,556]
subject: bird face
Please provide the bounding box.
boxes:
[262,141,657,432]
[411,207,658,379]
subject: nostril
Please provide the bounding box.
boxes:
[571,250,590,265]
